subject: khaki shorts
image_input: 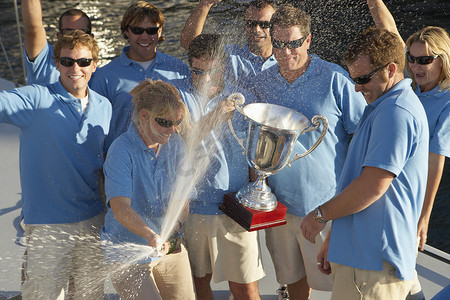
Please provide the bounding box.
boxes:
[110,244,195,300]
[265,213,333,291]
[330,261,414,300]
[21,213,105,300]
[183,214,265,284]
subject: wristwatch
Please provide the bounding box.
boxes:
[313,206,327,223]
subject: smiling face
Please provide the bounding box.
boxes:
[348,54,390,104]
[56,46,97,98]
[125,17,161,62]
[139,109,183,146]
[245,5,275,57]
[408,41,443,92]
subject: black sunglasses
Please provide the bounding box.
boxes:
[61,28,92,35]
[406,52,439,65]
[154,117,183,128]
[272,36,307,50]
[191,67,222,76]
[59,57,93,67]
[129,26,160,35]
[351,63,389,85]
[245,20,271,29]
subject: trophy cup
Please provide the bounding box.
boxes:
[219,93,328,231]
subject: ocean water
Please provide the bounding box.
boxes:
[0,0,448,252]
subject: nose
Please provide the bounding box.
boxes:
[354,83,363,93]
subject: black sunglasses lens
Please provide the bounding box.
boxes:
[418,57,433,64]
[130,26,144,34]
[146,27,159,35]
[155,118,182,128]
[246,20,270,29]
[406,53,415,63]
[59,57,74,67]
[59,57,92,67]
[77,58,93,67]
[130,26,159,35]
[354,76,370,85]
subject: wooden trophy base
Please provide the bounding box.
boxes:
[219,192,287,231]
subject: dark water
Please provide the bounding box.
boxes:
[0,0,449,252]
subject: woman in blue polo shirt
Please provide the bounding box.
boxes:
[101,79,195,300]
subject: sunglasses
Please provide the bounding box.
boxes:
[154,117,183,128]
[191,67,222,76]
[129,26,160,35]
[59,57,93,67]
[406,52,439,65]
[60,28,92,35]
[245,20,271,29]
[272,36,307,50]
[351,63,389,85]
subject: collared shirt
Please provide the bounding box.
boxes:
[177,80,256,214]
[328,79,429,281]
[24,41,60,85]
[101,123,186,263]
[416,85,450,157]
[90,47,190,140]
[249,54,366,216]
[225,43,277,90]
[0,81,112,224]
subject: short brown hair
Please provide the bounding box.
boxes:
[53,30,99,62]
[343,27,405,73]
[120,1,165,43]
[130,80,189,133]
[248,0,276,11]
[188,34,225,66]
[270,5,311,37]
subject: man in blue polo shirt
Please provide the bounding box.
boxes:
[180,0,277,90]
[90,2,190,141]
[248,5,366,299]
[0,31,111,299]
[300,27,429,299]
[177,34,265,300]
[22,0,93,85]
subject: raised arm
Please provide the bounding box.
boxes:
[367,0,405,47]
[22,0,48,61]
[180,0,222,49]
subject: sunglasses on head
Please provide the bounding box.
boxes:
[191,67,222,76]
[351,63,389,85]
[59,57,93,67]
[61,28,92,35]
[272,36,307,50]
[245,20,271,29]
[406,52,439,65]
[154,117,183,128]
[129,26,160,35]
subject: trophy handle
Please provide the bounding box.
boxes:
[227,93,246,154]
[287,115,328,166]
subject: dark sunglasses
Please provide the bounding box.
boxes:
[191,67,222,76]
[351,63,389,85]
[129,26,160,35]
[406,52,439,65]
[272,36,307,50]
[59,57,93,67]
[154,117,183,128]
[245,20,271,29]
[60,28,92,35]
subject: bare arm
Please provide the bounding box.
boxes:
[110,196,165,250]
[367,0,405,47]
[22,0,48,61]
[417,152,445,250]
[180,0,222,49]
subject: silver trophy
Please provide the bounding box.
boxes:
[228,93,328,212]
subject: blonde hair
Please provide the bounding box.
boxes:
[130,80,189,133]
[120,1,165,43]
[53,30,99,62]
[405,26,450,91]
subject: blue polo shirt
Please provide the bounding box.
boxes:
[225,43,277,90]
[416,86,450,157]
[90,47,190,140]
[177,80,255,214]
[0,81,112,224]
[249,54,366,216]
[101,123,186,263]
[328,79,429,281]
[24,41,59,85]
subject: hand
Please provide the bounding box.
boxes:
[214,98,235,124]
[200,0,222,7]
[317,236,331,275]
[300,211,326,243]
[417,215,429,251]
